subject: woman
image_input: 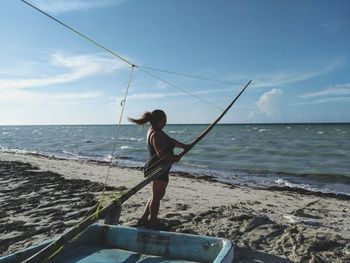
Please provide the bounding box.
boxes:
[129,109,189,227]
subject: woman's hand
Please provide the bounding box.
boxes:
[172,155,181,163]
[183,143,192,150]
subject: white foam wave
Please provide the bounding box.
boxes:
[103,154,112,162]
[0,147,39,155]
[169,130,181,134]
[32,130,42,135]
[121,145,133,150]
[119,137,143,141]
[62,150,79,156]
[275,178,317,192]
[182,162,208,169]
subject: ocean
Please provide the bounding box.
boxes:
[1,123,349,195]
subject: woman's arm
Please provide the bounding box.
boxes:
[171,138,190,149]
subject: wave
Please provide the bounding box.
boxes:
[1,145,349,196]
[275,178,319,192]
[0,146,40,156]
[62,150,81,157]
[120,145,133,150]
[119,137,143,141]
[169,130,186,134]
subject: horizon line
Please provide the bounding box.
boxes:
[1,121,350,126]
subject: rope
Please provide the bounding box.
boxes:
[21,0,238,86]
[95,65,135,214]
[20,0,227,112]
[20,0,134,67]
[138,65,239,85]
[137,67,224,111]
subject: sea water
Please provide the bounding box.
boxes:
[1,123,349,195]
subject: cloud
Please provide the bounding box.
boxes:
[30,0,123,13]
[0,89,103,107]
[296,83,350,105]
[156,81,171,89]
[256,88,283,116]
[252,60,342,89]
[300,83,350,99]
[0,52,124,109]
[0,52,126,90]
[296,97,350,105]
[320,22,344,34]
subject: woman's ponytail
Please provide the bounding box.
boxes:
[128,109,166,127]
[128,112,152,125]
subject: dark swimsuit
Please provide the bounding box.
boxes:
[144,129,175,182]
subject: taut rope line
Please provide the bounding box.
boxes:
[96,65,135,214]
[138,65,239,85]
[21,0,239,86]
[20,0,232,111]
[137,67,224,111]
[20,0,134,67]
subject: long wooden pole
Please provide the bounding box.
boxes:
[23,164,171,263]
[178,80,252,158]
[23,80,251,262]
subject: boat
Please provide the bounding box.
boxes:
[0,223,234,263]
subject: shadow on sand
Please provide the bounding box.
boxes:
[235,246,293,263]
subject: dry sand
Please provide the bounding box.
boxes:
[0,152,349,263]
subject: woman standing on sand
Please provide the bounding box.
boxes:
[129,109,189,226]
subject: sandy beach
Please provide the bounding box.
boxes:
[0,152,349,263]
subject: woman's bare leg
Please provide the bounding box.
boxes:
[140,197,151,222]
[149,179,168,225]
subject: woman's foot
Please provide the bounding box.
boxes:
[137,218,149,227]
[148,219,164,229]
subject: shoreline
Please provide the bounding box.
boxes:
[2,150,350,199]
[0,152,349,262]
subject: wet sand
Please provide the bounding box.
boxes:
[0,152,349,263]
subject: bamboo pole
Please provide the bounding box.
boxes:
[104,203,122,225]
[178,80,251,158]
[23,164,170,263]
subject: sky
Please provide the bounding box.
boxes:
[0,0,349,125]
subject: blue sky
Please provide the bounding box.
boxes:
[0,0,349,124]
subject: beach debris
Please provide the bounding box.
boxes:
[175,203,190,211]
[241,216,275,233]
[283,215,321,226]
